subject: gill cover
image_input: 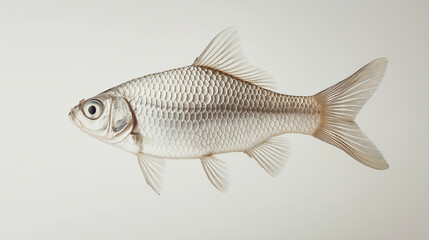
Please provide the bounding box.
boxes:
[111,97,133,133]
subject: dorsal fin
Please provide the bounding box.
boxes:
[193,27,275,89]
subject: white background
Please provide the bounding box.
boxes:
[1,0,428,239]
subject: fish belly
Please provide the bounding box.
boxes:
[115,66,321,159]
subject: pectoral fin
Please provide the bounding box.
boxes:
[201,155,229,192]
[245,136,289,177]
[137,153,165,195]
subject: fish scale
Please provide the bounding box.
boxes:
[114,66,321,159]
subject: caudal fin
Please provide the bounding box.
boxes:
[313,58,389,170]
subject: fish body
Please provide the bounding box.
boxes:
[112,66,320,159]
[69,27,388,193]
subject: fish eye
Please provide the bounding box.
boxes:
[83,100,103,120]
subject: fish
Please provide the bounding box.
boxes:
[69,27,389,194]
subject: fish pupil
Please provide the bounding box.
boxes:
[88,105,96,115]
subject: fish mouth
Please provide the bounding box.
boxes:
[68,108,75,120]
[68,107,82,127]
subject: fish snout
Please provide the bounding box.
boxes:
[68,106,83,128]
[68,105,80,121]
[68,108,75,120]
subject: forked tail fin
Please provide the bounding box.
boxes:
[313,58,389,170]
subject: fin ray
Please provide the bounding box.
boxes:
[313,58,389,170]
[245,136,289,177]
[193,27,274,89]
[137,153,165,194]
[200,155,229,192]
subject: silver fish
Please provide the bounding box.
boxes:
[69,27,389,194]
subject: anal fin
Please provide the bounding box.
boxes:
[200,155,229,192]
[137,153,165,195]
[245,136,289,177]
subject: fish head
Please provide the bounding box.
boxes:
[69,93,134,143]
